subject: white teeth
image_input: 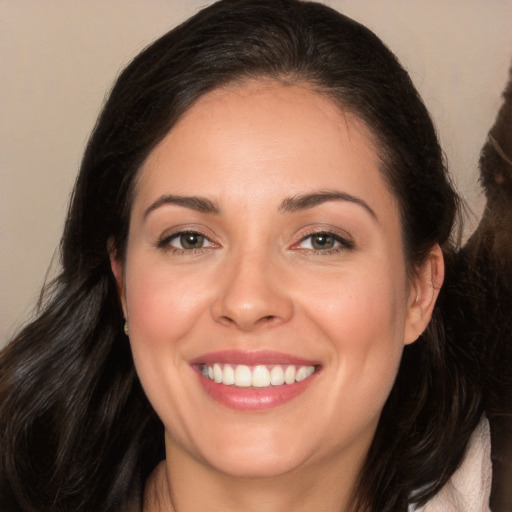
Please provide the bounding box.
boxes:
[270,365,285,385]
[284,365,296,384]
[295,366,308,382]
[222,364,235,385]
[252,365,270,387]
[213,363,223,383]
[234,365,252,387]
[201,363,316,388]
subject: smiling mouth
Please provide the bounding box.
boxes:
[199,363,317,388]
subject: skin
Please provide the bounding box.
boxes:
[111,81,444,511]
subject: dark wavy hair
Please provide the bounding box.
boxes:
[0,1,483,511]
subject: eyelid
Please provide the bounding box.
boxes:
[156,226,220,251]
[170,232,216,249]
[291,227,355,252]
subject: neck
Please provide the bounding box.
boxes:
[143,439,367,512]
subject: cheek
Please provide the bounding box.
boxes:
[125,260,208,346]
[303,268,407,346]
[122,258,217,410]
[122,259,211,435]
[298,268,408,406]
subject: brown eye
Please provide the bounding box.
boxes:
[178,232,206,249]
[310,233,335,250]
[160,231,215,251]
[297,231,354,252]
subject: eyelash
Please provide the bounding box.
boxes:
[294,230,354,254]
[157,229,354,255]
[157,230,217,253]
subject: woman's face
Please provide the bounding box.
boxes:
[113,81,439,480]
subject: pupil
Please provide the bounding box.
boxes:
[181,233,203,249]
[312,234,334,250]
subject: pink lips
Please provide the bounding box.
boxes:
[190,350,320,411]
[190,350,319,367]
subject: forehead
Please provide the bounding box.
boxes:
[134,81,397,223]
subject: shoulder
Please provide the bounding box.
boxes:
[409,416,492,512]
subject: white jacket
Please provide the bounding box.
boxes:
[409,417,492,512]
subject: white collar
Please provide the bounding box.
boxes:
[409,416,492,512]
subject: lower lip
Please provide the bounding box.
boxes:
[195,369,318,411]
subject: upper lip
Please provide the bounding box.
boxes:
[189,350,320,367]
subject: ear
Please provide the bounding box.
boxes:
[108,238,127,318]
[404,244,444,345]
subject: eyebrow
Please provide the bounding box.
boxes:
[279,190,377,220]
[143,194,220,219]
[143,190,376,220]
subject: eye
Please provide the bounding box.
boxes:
[296,231,354,252]
[159,231,216,251]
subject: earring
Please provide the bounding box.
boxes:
[124,321,129,336]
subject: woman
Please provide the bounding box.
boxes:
[0,1,491,510]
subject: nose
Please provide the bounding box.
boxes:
[211,250,294,331]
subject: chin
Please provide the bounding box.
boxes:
[209,450,306,479]
[193,426,315,479]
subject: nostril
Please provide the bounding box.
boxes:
[217,313,279,330]
[221,314,275,324]
[211,281,294,330]
[219,315,236,326]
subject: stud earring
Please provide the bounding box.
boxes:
[124,321,129,336]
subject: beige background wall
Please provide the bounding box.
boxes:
[1,0,512,345]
